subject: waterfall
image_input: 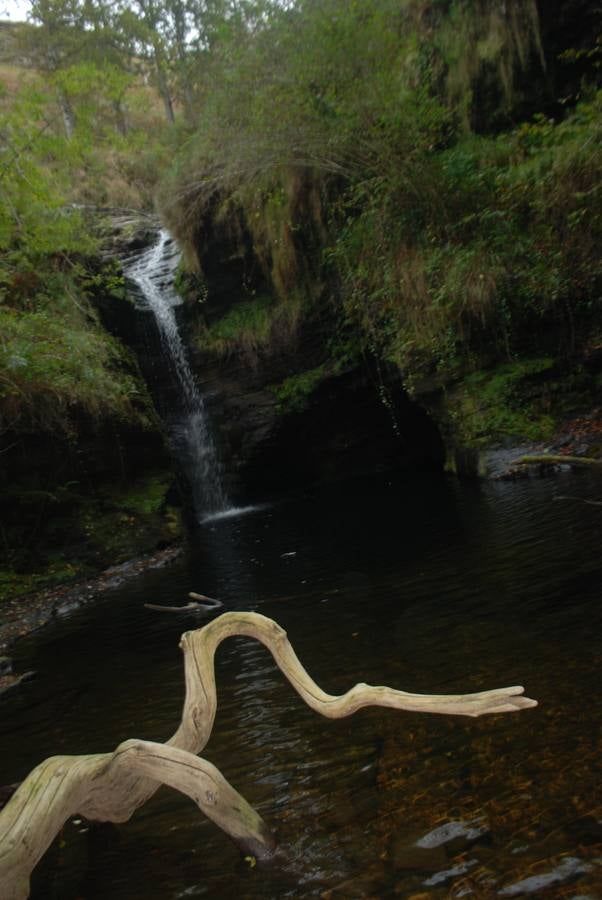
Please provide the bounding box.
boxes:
[124,229,229,520]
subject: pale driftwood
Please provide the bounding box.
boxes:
[144,592,222,613]
[514,454,602,468]
[188,591,221,606]
[0,611,537,899]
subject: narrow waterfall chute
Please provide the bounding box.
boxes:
[124,230,229,519]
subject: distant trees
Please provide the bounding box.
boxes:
[8,0,286,135]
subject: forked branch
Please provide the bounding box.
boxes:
[0,610,537,899]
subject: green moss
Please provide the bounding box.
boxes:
[78,475,182,562]
[270,365,328,413]
[197,292,308,363]
[447,358,557,446]
[0,559,90,602]
[198,296,274,357]
[174,266,208,304]
[109,474,171,516]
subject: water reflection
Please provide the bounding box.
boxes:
[1,471,601,897]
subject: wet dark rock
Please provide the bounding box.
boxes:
[92,208,161,258]
[194,351,445,496]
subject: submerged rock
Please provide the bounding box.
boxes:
[416,818,491,853]
[498,856,594,896]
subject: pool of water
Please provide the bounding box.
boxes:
[1,470,601,898]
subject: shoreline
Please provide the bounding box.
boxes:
[0,543,183,694]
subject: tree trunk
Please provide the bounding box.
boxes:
[58,89,75,139]
[154,53,175,125]
[112,98,129,137]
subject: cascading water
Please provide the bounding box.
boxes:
[124,229,229,520]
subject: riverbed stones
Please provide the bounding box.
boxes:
[391,818,491,874]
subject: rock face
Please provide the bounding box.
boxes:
[0,416,182,588]
[165,217,447,497]
[90,212,444,504]
[196,353,445,497]
[93,207,162,258]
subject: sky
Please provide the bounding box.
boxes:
[1,0,28,21]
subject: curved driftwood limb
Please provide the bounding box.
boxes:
[174,613,537,738]
[0,610,537,898]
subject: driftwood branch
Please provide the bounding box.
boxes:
[514,454,602,468]
[144,591,224,612]
[144,592,222,613]
[0,610,537,899]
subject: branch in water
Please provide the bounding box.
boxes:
[514,454,602,468]
[0,610,537,899]
[144,593,222,613]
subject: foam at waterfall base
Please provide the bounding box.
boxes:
[200,504,267,524]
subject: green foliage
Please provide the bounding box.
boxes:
[333,91,602,382]
[447,359,556,446]
[160,0,545,230]
[0,39,171,437]
[0,302,152,432]
[109,473,172,516]
[270,364,328,413]
[199,297,273,355]
[197,292,306,363]
[0,559,87,602]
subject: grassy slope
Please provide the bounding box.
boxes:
[0,35,184,598]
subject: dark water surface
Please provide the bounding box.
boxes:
[1,472,601,898]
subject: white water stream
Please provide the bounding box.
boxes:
[124,229,230,520]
